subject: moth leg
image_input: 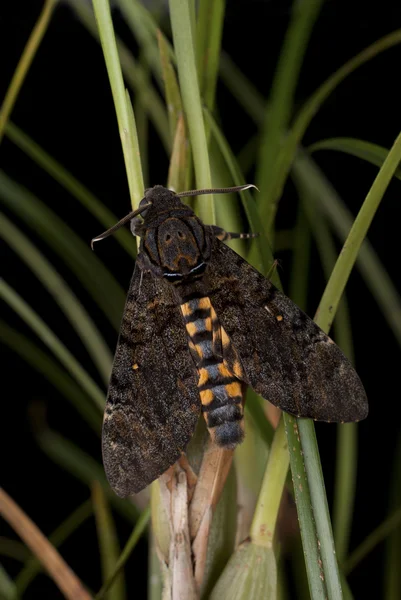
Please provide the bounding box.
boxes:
[208,225,259,242]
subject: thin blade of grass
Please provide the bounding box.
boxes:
[0,280,105,412]
[0,538,30,563]
[314,129,401,330]
[344,504,401,575]
[293,149,401,351]
[250,417,289,547]
[92,482,126,600]
[15,500,93,596]
[169,0,215,224]
[95,507,150,600]
[0,0,56,144]
[0,171,126,332]
[295,125,401,600]
[256,0,323,230]
[92,0,144,209]
[267,29,401,233]
[0,564,17,600]
[0,212,112,384]
[309,137,401,180]
[196,0,225,114]
[37,429,139,523]
[157,29,182,143]
[288,203,311,310]
[0,488,91,600]
[4,121,135,257]
[0,321,102,432]
[68,0,170,154]
[293,171,357,563]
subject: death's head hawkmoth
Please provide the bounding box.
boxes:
[92,185,368,497]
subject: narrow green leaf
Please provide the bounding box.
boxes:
[0,212,112,384]
[288,203,311,310]
[68,0,170,153]
[92,482,126,600]
[15,500,93,595]
[268,29,401,233]
[158,29,182,142]
[256,0,323,234]
[0,563,17,600]
[0,171,126,332]
[250,417,289,547]
[0,280,105,412]
[315,129,401,331]
[0,0,56,144]
[92,0,144,209]
[293,167,357,563]
[0,321,102,432]
[0,538,30,563]
[4,121,136,257]
[116,0,164,87]
[37,429,139,523]
[284,416,328,598]
[293,149,401,351]
[309,137,401,181]
[169,0,215,223]
[196,0,225,113]
[95,507,150,600]
[344,505,401,575]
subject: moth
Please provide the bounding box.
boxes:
[92,185,368,497]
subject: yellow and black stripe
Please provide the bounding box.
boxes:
[180,295,244,447]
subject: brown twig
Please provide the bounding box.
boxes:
[0,487,92,599]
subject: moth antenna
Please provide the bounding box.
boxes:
[176,184,259,198]
[91,203,152,249]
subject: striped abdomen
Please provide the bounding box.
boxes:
[180,296,245,448]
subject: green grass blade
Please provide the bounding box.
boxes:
[315,129,401,331]
[0,539,30,563]
[37,429,139,523]
[92,482,126,600]
[68,0,170,154]
[288,203,311,310]
[196,0,225,113]
[293,126,401,600]
[0,563,17,600]
[95,507,150,600]
[0,0,56,144]
[116,0,163,86]
[15,500,93,595]
[344,504,401,575]
[158,30,182,143]
[0,171,126,331]
[293,171,357,563]
[250,417,289,547]
[309,137,401,180]
[0,321,102,432]
[284,415,328,598]
[4,121,135,257]
[268,29,401,233]
[0,280,105,412]
[256,0,323,231]
[92,0,144,209]
[169,0,215,223]
[293,150,401,351]
[0,212,112,384]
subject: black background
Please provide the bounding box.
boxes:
[1,1,401,598]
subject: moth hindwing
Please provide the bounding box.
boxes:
[99,185,368,496]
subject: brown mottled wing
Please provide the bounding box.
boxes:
[206,239,368,422]
[102,266,200,497]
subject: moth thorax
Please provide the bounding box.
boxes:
[157,218,202,275]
